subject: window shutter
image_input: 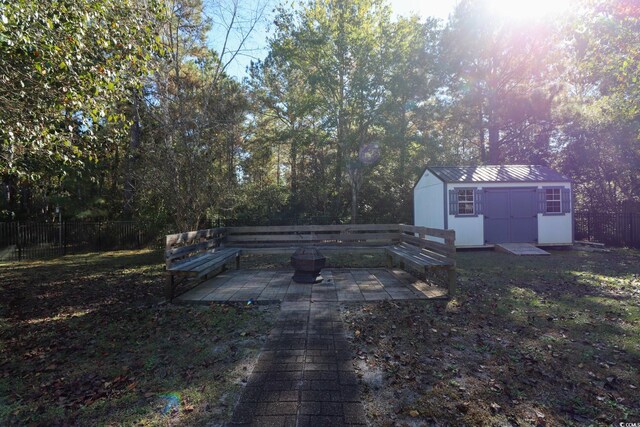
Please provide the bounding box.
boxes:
[536,188,547,213]
[537,189,546,213]
[449,189,458,215]
[562,188,571,213]
[474,189,483,215]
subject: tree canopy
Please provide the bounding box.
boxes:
[1,0,639,227]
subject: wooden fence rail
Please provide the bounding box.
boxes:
[0,221,148,261]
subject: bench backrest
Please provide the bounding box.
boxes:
[398,224,456,263]
[224,224,401,247]
[165,227,227,268]
[164,224,456,266]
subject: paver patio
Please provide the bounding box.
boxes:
[177,268,448,304]
[230,301,367,426]
[176,268,446,425]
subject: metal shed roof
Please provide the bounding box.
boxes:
[425,165,570,183]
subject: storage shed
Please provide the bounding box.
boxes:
[413,165,573,247]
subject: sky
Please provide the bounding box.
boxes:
[209,0,460,80]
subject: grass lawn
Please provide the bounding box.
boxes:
[2,247,639,426]
[342,248,640,426]
[0,250,277,426]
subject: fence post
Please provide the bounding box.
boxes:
[16,222,22,261]
[62,222,67,255]
[97,222,102,251]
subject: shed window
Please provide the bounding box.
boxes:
[458,189,475,215]
[545,188,561,213]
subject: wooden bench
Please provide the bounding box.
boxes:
[164,224,456,300]
[386,225,456,295]
[165,228,240,300]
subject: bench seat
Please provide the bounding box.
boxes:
[165,244,241,300]
[386,243,452,267]
[168,247,241,277]
[385,242,456,293]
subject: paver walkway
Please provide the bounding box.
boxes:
[230,301,366,426]
[179,268,447,304]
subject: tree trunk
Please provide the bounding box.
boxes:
[335,82,345,219]
[479,104,487,163]
[290,129,298,207]
[487,88,500,164]
[334,11,346,220]
[488,123,499,164]
[398,99,407,189]
[124,93,141,218]
[351,179,357,224]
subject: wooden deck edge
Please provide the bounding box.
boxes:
[173,297,281,306]
[236,246,388,255]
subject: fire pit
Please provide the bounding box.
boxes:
[291,247,326,283]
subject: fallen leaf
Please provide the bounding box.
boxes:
[456,402,469,413]
[409,409,419,417]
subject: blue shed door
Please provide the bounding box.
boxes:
[484,188,538,244]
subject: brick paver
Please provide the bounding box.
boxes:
[230,301,367,426]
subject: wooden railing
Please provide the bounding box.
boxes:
[164,224,456,257]
[224,224,402,247]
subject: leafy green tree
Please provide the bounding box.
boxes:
[134,0,260,230]
[441,0,562,164]
[555,0,640,208]
[376,16,441,220]
[256,0,411,223]
[0,0,163,177]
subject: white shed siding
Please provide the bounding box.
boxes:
[444,181,573,247]
[448,214,484,246]
[537,183,573,245]
[413,170,445,229]
[538,214,573,244]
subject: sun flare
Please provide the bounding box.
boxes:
[486,0,573,20]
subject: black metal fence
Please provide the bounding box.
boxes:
[574,211,640,248]
[2,212,638,261]
[0,221,150,261]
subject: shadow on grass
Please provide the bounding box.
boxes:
[342,248,640,426]
[0,250,277,426]
[0,249,164,322]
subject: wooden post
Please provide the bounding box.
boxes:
[165,274,174,301]
[235,253,240,269]
[386,253,393,268]
[447,267,456,298]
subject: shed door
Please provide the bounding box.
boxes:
[484,188,537,244]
